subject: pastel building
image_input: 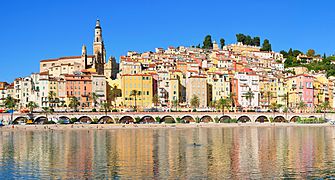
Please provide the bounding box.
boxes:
[65,74,92,108]
[286,74,314,112]
[121,74,153,109]
[186,75,207,108]
[235,70,260,109]
[0,82,8,107]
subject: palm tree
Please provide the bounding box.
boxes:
[298,101,307,113]
[4,96,16,124]
[217,98,230,115]
[101,101,111,116]
[190,94,200,109]
[243,90,255,111]
[48,91,56,108]
[109,85,119,108]
[228,93,236,112]
[283,106,289,121]
[265,91,273,110]
[27,101,38,114]
[130,90,140,112]
[69,96,80,112]
[319,101,331,121]
[152,94,159,110]
[90,92,99,108]
[282,92,289,109]
[172,99,178,111]
[209,100,216,111]
[42,107,52,122]
[270,102,283,118]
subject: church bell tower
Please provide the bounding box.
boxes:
[93,19,106,75]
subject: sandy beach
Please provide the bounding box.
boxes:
[0,122,332,132]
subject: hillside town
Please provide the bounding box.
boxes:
[0,20,334,113]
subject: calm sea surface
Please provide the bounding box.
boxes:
[0,126,335,179]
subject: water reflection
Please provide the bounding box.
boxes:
[0,127,334,179]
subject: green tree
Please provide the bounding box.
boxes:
[172,99,178,111]
[253,37,260,46]
[323,53,327,59]
[48,91,57,108]
[202,35,213,49]
[101,101,111,116]
[5,96,16,124]
[220,38,225,49]
[298,101,307,113]
[265,91,273,109]
[280,50,288,58]
[243,90,255,110]
[270,102,283,118]
[228,93,236,112]
[130,90,140,112]
[190,94,200,109]
[319,101,331,120]
[306,49,315,57]
[245,35,252,45]
[217,98,230,115]
[261,39,272,51]
[27,101,38,114]
[209,100,217,110]
[109,85,119,108]
[69,96,80,112]
[42,107,52,121]
[282,93,289,108]
[90,92,99,108]
[293,50,302,57]
[236,33,246,43]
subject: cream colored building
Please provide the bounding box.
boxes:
[186,76,207,108]
[40,20,106,77]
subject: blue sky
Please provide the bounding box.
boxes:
[1,0,334,82]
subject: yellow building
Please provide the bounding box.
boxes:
[276,76,287,107]
[168,71,181,104]
[314,75,329,107]
[121,74,153,109]
[207,72,230,103]
[106,77,122,107]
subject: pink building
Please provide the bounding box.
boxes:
[287,74,314,112]
[65,74,92,108]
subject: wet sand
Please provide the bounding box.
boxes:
[0,122,332,132]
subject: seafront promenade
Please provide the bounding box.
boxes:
[0,112,332,124]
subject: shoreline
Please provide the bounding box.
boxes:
[0,123,332,132]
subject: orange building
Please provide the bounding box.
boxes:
[65,74,92,108]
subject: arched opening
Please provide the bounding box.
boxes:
[181,116,195,123]
[237,116,251,123]
[78,116,92,123]
[274,116,287,123]
[98,116,114,124]
[34,116,48,124]
[256,116,269,123]
[13,117,28,124]
[219,115,232,123]
[200,116,213,123]
[309,116,317,119]
[161,116,175,123]
[119,116,135,124]
[59,116,70,124]
[290,116,300,122]
[139,116,155,124]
